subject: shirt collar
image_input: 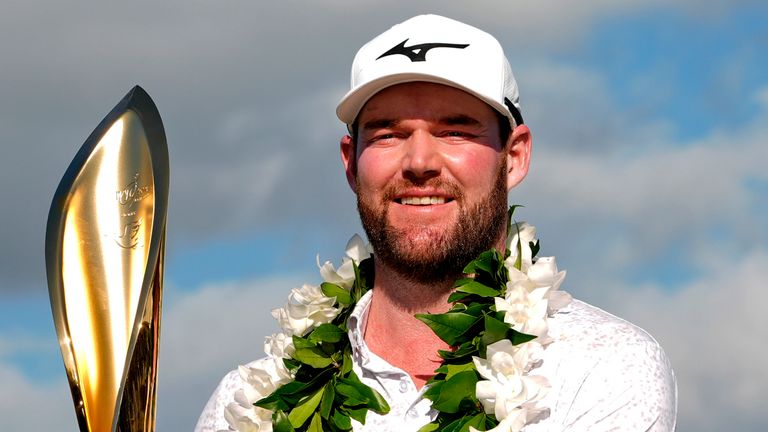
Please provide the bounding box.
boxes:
[347,290,373,365]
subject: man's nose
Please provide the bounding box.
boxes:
[401,130,441,182]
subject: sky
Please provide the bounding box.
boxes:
[1,1,766,430]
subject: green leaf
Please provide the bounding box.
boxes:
[321,282,352,305]
[512,221,524,271]
[463,303,489,317]
[331,410,352,430]
[460,413,487,432]
[351,261,363,302]
[293,346,334,368]
[447,291,471,303]
[417,423,440,432]
[337,371,390,414]
[455,280,500,298]
[481,314,511,348]
[506,205,523,233]
[435,362,476,380]
[308,323,345,344]
[288,386,324,428]
[509,328,537,346]
[341,347,353,374]
[453,277,476,287]
[430,370,479,413]
[258,368,336,412]
[257,380,308,411]
[340,406,369,425]
[438,413,488,432]
[283,358,301,371]
[463,250,495,275]
[272,410,296,432]
[529,239,540,259]
[415,312,481,345]
[292,335,317,349]
[320,380,335,419]
[307,412,323,432]
[423,379,443,401]
[336,383,367,406]
[438,340,477,361]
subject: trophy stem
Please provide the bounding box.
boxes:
[116,236,164,432]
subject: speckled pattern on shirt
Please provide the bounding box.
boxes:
[195,293,676,431]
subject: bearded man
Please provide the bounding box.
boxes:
[196,14,677,432]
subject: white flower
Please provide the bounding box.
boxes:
[496,254,571,341]
[343,233,371,262]
[497,273,550,339]
[473,340,549,429]
[224,357,293,432]
[505,222,536,272]
[527,257,571,313]
[318,234,371,290]
[264,332,294,359]
[223,392,272,432]
[239,359,292,402]
[271,284,339,336]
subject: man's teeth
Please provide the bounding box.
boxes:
[400,196,446,205]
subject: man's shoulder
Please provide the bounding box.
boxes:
[545,297,675,386]
[194,361,261,432]
[550,298,667,357]
[530,298,677,431]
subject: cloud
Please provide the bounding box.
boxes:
[2,0,761,292]
[508,68,768,431]
[1,5,765,431]
[156,274,312,431]
[0,362,76,430]
[608,248,768,431]
[510,66,766,292]
[0,273,313,431]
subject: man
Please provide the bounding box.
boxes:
[196,14,676,431]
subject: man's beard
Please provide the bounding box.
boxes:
[357,159,508,285]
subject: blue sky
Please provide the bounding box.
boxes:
[578,6,767,141]
[1,2,766,431]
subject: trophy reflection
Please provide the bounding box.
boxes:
[45,86,169,432]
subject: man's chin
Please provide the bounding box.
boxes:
[376,229,466,283]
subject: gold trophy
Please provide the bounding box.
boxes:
[45,86,169,432]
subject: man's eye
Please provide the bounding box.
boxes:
[444,131,475,138]
[370,133,397,142]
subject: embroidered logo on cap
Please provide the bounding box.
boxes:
[377,39,469,62]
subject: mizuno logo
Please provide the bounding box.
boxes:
[377,39,469,62]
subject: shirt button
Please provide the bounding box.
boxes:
[399,380,408,393]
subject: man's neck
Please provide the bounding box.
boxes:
[362,233,509,388]
[363,260,454,388]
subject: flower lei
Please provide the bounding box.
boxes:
[224,207,571,432]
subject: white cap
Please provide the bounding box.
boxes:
[336,14,523,129]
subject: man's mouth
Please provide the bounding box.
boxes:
[395,196,453,205]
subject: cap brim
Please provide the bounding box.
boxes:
[336,72,514,128]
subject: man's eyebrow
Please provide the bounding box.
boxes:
[361,118,400,130]
[440,115,482,127]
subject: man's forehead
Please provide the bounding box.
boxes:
[360,115,483,131]
[357,82,498,125]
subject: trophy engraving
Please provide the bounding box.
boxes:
[45,86,169,432]
[114,172,152,249]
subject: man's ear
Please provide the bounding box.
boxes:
[340,134,357,193]
[506,124,532,191]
